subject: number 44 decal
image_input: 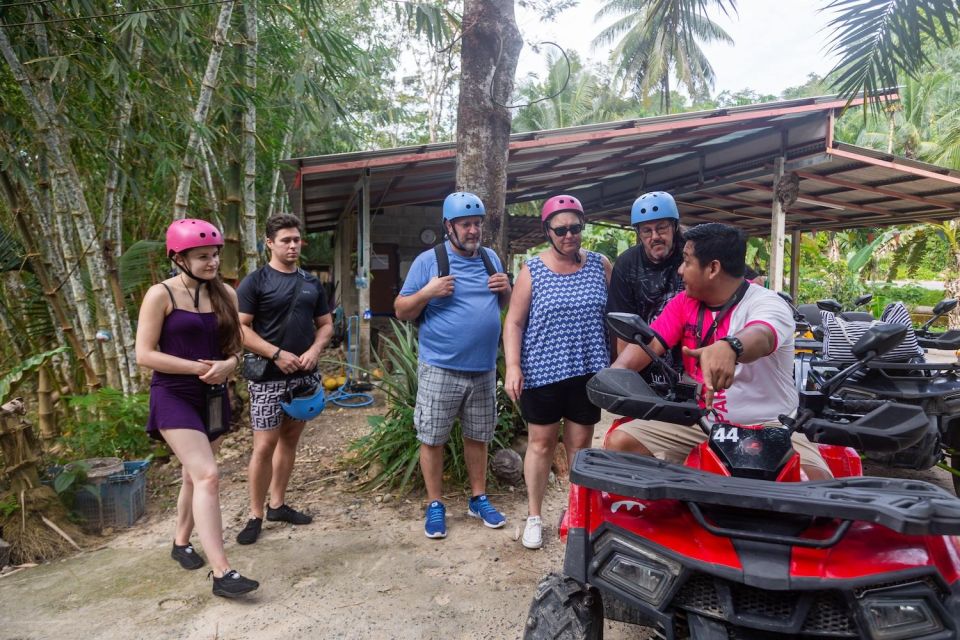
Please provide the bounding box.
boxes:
[712,426,740,442]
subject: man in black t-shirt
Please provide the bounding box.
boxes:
[606,191,685,377]
[234,213,333,545]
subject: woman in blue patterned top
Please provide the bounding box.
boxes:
[504,195,611,550]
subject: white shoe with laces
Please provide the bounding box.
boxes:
[522,515,543,549]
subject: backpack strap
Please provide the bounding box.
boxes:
[478,247,499,276]
[433,244,450,278]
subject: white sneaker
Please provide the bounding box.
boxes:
[522,515,543,549]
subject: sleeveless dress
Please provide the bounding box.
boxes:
[146,284,231,441]
[521,251,609,388]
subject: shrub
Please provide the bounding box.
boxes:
[348,320,522,493]
[57,388,157,461]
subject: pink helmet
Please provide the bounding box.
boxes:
[166,219,224,257]
[540,195,584,222]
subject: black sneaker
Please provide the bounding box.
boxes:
[209,569,259,598]
[236,517,263,545]
[266,504,312,525]
[171,542,205,570]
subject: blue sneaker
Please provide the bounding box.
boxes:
[467,494,506,529]
[424,500,447,539]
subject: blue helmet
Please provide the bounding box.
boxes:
[631,191,679,226]
[280,380,326,421]
[442,192,486,221]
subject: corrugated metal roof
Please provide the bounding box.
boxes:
[284,93,960,252]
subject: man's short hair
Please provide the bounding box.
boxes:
[683,223,746,278]
[265,213,302,240]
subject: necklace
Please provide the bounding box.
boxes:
[180,274,202,311]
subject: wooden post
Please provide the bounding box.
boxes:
[769,156,786,292]
[790,230,801,301]
[358,172,371,371]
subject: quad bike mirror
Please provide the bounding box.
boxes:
[817,298,843,314]
[776,291,794,305]
[606,312,656,345]
[933,298,959,317]
[854,293,873,308]
[851,324,907,360]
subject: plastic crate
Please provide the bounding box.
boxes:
[72,460,150,531]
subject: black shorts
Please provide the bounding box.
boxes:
[519,374,600,426]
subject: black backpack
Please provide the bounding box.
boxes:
[414,244,501,324]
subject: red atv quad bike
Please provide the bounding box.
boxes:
[522,313,960,640]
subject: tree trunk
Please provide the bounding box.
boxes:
[242,0,259,275]
[454,0,523,260]
[266,123,293,221]
[0,24,121,391]
[173,1,234,219]
[0,170,95,391]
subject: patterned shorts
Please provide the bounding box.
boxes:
[414,363,497,446]
[248,373,319,431]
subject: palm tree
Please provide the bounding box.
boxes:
[592,0,737,112]
[823,0,960,104]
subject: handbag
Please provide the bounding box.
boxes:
[241,269,304,382]
[820,301,924,363]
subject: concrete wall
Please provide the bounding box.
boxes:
[370,204,443,281]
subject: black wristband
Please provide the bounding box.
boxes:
[272,348,282,361]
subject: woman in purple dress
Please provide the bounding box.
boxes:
[135,219,258,598]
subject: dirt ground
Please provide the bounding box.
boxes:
[1,368,956,640]
[0,393,631,640]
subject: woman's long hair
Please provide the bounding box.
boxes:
[207,276,243,356]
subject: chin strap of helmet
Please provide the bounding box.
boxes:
[174,257,213,309]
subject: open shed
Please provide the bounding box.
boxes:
[282,94,960,363]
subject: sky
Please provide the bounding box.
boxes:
[515,0,841,98]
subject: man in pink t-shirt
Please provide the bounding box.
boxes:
[606,223,831,480]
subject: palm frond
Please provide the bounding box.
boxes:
[823,0,960,106]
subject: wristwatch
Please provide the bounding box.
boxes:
[272,348,282,361]
[720,336,744,362]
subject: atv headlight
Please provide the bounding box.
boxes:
[861,598,943,640]
[597,537,680,607]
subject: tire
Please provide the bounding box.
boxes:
[523,573,603,640]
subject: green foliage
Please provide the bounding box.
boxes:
[0,493,19,518]
[349,320,520,493]
[51,461,99,510]
[0,346,70,406]
[823,0,959,108]
[57,388,155,461]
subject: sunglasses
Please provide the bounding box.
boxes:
[549,224,584,237]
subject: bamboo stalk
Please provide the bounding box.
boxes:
[173,1,235,220]
[242,0,259,275]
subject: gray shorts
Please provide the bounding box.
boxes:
[248,373,318,431]
[414,363,497,446]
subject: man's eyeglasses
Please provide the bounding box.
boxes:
[549,224,584,237]
[637,222,673,239]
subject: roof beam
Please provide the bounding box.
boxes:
[827,146,960,186]
[795,170,959,211]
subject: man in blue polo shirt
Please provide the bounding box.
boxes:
[395,191,512,539]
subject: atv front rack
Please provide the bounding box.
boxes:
[571,449,960,536]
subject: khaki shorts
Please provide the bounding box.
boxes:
[611,419,832,476]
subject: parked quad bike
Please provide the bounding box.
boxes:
[800,298,960,496]
[523,313,960,640]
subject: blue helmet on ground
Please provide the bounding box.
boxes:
[280,380,326,421]
[631,191,680,226]
[442,192,486,221]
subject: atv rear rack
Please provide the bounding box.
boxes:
[571,449,960,536]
